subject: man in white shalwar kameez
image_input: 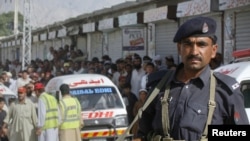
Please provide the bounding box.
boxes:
[3,87,37,141]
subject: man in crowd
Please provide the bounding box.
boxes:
[3,87,37,141]
[59,84,83,141]
[34,83,60,141]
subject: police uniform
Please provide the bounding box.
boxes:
[136,17,249,141]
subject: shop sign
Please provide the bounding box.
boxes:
[219,0,250,10]
[122,27,144,51]
[177,0,211,17]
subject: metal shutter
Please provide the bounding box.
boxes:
[64,37,72,47]
[77,36,87,54]
[91,32,103,60]
[235,10,250,50]
[108,30,122,62]
[155,21,179,64]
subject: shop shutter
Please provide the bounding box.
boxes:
[235,10,250,50]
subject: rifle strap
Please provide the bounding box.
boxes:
[115,70,174,141]
[202,71,216,138]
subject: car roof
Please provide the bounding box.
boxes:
[45,74,116,94]
[214,61,250,83]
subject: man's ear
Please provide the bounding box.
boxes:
[212,44,218,58]
[177,43,181,55]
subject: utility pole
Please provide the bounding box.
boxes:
[14,0,19,35]
[22,0,31,70]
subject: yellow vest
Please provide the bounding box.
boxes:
[59,97,81,129]
[40,93,59,129]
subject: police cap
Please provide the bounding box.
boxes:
[173,16,217,43]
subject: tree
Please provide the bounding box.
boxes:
[0,11,23,36]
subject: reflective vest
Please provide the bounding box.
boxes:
[59,97,81,129]
[40,93,59,129]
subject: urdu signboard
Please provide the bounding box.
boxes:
[177,0,212,17]
[219,0,250,10]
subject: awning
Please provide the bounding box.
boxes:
[98,17,118,31]
[48,31,56,39]
[57,28,67,38]
[33,35,39,42]
[67,26,79,36]
[177,0,219,18]
[144,5,177,23]
[40,33,47,41]
[118,12,143,27]
[82,22,96,33]
[219,0,250,10]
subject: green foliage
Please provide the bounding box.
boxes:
[0,11,23,36]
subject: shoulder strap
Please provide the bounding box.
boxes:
[201,71,216,139]
[161,85,170,136]
[115,70,174,141]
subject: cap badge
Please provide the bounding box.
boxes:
[202,22,209,33]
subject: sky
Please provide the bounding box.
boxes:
[0,0,135,28]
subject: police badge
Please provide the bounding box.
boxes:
[202,22,209,33]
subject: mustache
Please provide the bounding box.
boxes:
[187,55,202,61]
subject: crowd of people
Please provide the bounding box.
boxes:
[0,82,82,141]
[0,42,180,140]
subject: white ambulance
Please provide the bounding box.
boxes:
[0,83,17,106]
[214,49,250,122]
[45,74,132,141]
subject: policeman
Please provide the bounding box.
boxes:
[134,17,249,141]
[34,83,60,141]
[59,84,83,141]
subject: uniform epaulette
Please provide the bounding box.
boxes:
[213,71,240,94]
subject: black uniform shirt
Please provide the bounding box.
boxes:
[138,64,249,141]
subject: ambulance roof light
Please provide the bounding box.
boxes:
[232,48,250,58]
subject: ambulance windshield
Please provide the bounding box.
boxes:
[70,86,124,110]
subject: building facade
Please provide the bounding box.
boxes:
[0,0,249,65]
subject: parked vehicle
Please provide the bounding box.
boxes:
[45,74,132,141]
[214,49,250,122]
[0,83,17,106]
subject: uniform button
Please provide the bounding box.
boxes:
[197,109,201,113]
[186,85,189,88]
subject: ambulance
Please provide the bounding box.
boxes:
[45,74,132,141]
[214,49,250,122]
[0,83,17,106]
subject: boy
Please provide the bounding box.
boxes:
[0,97,8,141]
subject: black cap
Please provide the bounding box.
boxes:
[173,16,217,43]
[165,55,174,62]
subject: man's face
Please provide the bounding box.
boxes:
[146,65,154,74]
[22,72,28,79]
[18,92,26,101]
[177,37,217,71]
[0,101,5,110]
[34,90,40,97]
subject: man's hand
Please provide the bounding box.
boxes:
[133,138,142,141]
[36,128,42,136]
[2,127,8,136]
